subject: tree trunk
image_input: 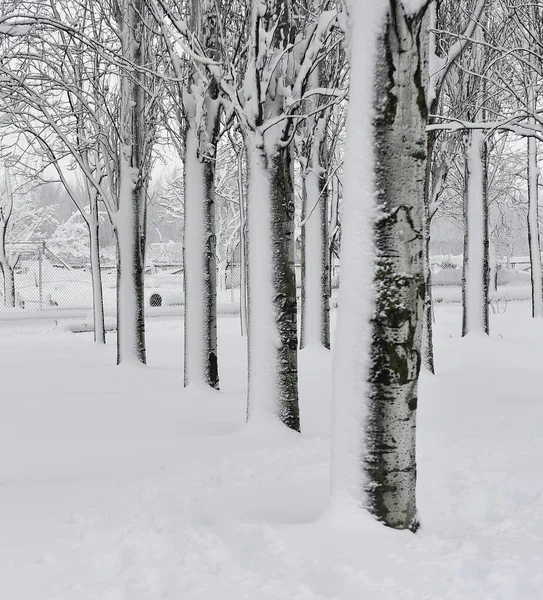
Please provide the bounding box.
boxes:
[115,0,147,365]
[246,139,300,431]
[421,204,434,372]
[421,132,435,373]
[0,226,15,308]
[183,120,219,388]
[88,209,106,344]
[527,135,542,318]
[238,148,248,337]
[115,195,146,364]
[365,1,430,531]
[462,129,489,336]
[300,127,331,350]
[0,176,15,308]
[181,0,221,389]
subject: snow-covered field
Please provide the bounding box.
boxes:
[1,303,542,599]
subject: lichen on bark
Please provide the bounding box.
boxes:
[365,0,430,531]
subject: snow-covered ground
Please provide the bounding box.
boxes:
[1,303,542,599]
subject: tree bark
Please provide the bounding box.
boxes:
[462,129,489,336]
[181,0,221,389]
[0,219,15,308]
[366,0,430,531]
[527,135,542,318]
[0,173,15,308]
[421,199,434,372]
[88,197,106,344]
[238,147,248,337]
[246,139,300,432]
[300,121,331,350]
[183,119,219,388]
[421,131,435,373]
[115,0,147,364]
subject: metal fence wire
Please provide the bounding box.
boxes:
[1,237,532,313]
[0,241,342,313]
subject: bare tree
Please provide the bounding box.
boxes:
[0,165,15,307]
[298,53,345,351]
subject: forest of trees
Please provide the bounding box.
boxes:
[1,0,542,531]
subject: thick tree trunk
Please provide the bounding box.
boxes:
[300,130,331,350]
[365,1,430,531]
[527,135,542,318]
[183,121,219,388]
[115,0,147,365]
[462,129,489,336]
[181,0,221,388]
[246,139,300,431]
[114,191,146,364]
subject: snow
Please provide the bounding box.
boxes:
[114,148,144,364]
[465,129,487,334]
[245,146,279,423]
[2,303,543,599]
[328,0,383,510]
[183,127,208,385]
[401,0,429,14]
[303,168,324,347]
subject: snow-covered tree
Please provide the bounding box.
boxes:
[331,0,430,531]
[297,55,345,351]
[1,0,160,356]
[0,165,58,308]
[220,0,339,430]
[0,166,16,307]
[156,0,223,388]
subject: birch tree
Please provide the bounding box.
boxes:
[298,57,345,350]
[331,0,430,531]
[219,0,339,430]
[422,0,487,368]
[154,0,223,388]
[365,0,431,530]
[513,2,543,317]
[3,0,159,359]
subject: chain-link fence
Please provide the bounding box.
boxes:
[6,235,533,314]
[430,236,534,299]
[0,241,342,314]
[0,242,116,312]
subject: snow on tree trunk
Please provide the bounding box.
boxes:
[246,139,300,431]
[366,1,429,531]
[329,0,382,516]
[527,135,542,318]
[0,256,15,308]
[216,258,227,293]
[462,129,489,336]
[183,122,219,389]
[181,0,220,389]
[421,132,435,374]
[0,174,15,308]
[421,202,434,372]
[114,0,147,365]
[88,213,105,344]
[0,224,15,308]
[114,190,146,365]
[238,149,248,337]
[300,123,331,350]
